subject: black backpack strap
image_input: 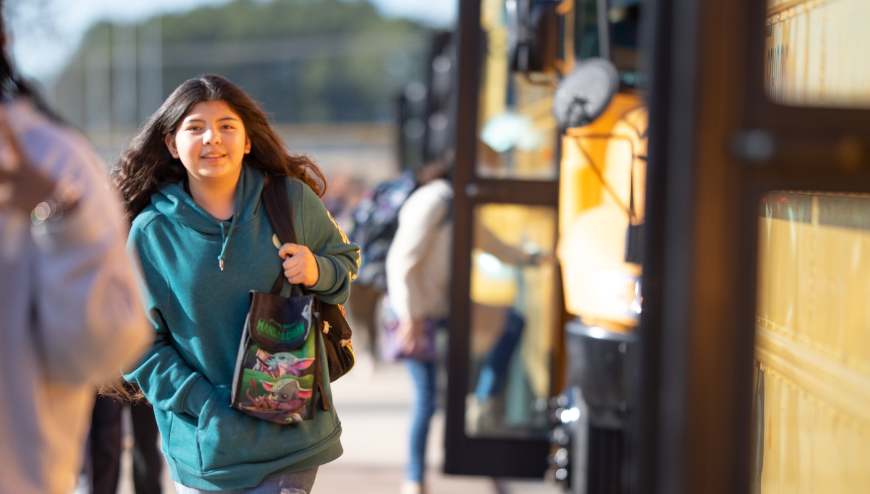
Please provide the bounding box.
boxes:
[262,175,298,244]
[262,175,300,295]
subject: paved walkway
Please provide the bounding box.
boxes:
[111,359,561,494]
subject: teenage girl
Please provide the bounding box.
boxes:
[112,74,359,493]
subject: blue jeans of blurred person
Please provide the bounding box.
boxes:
[406,359,437,483]
[474,309,525,402]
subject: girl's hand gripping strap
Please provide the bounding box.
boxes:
[261,175,329,411]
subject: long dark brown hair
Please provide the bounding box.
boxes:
[111,74,326,221]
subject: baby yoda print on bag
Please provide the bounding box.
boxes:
[231,286,327,424]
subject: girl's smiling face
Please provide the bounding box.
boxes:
[165,100,251,185]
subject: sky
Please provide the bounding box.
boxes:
[5,0,457,85]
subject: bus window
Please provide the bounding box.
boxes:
[753,191,870,491]
[765,0,870,107]
[574,0,643,89]
[465,203,557,439]
[477,0,559,180]
[608,3,640,86]
[574,0,601,60]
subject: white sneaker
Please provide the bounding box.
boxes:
[400,480,424,494]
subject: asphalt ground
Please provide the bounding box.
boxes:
[103,357,561,494]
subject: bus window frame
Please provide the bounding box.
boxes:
[741,0,870,163]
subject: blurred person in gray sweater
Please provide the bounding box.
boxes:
[0,6,150,493]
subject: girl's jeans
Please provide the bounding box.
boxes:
[173,467,317,494]
[406,359,437,483]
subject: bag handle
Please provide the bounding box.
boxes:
[262,175,303,297]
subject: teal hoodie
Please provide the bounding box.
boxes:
[125,165,359,489]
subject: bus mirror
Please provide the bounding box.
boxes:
[552,58,619,130]
[507,0,560,74]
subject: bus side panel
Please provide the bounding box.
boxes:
[756,193,870,493]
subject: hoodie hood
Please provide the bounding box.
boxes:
[152,164,266,270]
[151,164,265,236]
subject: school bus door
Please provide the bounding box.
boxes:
[442,0,567,478]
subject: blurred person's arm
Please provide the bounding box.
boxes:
[475,218,537,266]
[3,100,150,385]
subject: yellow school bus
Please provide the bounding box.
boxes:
[755,0,870,490]
[446,0,870,493]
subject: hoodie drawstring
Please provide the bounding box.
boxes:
[217,212,240,271]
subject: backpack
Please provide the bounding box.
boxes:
[349,171,417,292]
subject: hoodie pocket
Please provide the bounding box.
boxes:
[196,386,338,472]
[167,409,202,471]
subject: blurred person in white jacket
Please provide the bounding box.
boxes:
[0,10,150,493]
[385,161,452,494]
[386,159,546,493]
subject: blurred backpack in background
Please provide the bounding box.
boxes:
[349,171,417,293]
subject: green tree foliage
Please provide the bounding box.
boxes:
[65,0,433,124]
[161,0,418,43]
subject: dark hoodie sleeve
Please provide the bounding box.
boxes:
[292,179,360,305]
[123,223,214,418]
